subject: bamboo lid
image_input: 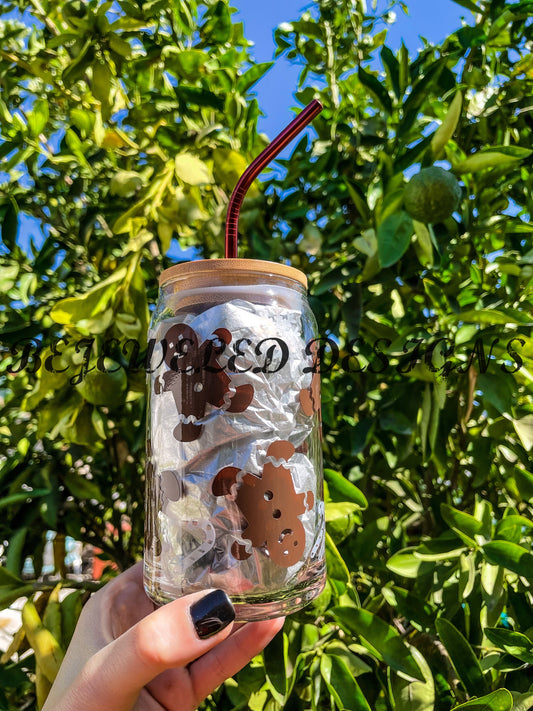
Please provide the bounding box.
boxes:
[159,259,307,289]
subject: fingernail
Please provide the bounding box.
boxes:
[190,589,235,640]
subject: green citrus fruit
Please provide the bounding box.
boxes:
[404,166,462,224]
[76,359,127,407]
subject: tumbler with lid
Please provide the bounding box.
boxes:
[143,100,326,621]
[144,258,325,620]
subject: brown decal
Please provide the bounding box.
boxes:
[160,469,187,501]
[145,451,162,556]
[212,466,240,497]
[231,540,251,561]
[300,341,321,418]
[155,324,254,442]
[212,441,314,568]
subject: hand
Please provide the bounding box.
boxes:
[42,562,284,711]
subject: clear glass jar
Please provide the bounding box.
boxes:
[144,259,325,621]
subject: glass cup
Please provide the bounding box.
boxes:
[144,259,325,621]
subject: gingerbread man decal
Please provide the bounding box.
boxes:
[212,440,314,568]
[154,324,254,442]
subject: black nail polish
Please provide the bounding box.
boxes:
[191,589,235,639]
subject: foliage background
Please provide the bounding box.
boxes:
[1,0,533,709]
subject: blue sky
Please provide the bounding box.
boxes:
[234,0,467,139]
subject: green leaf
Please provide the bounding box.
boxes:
[263,630,288,704]
[435,618,488,697]
[320,653,372,711]
[108,33,132,58]
[50,265,128,324]
[484,628,533,664]
[176,85,224,111]
[331,607,425,681]
[440,503,485,542]
[344,180,371,221]
[5,527,28,577]
[0,567,24,587]
[511,691,533,711]
[482,540,533,578]
[390,644,435,711]
[0,99,13,125]
[201,0,232,44]
[323,640,373,677]
[0,489,51,509]
[508,590,533,640]
[70,108,95,137]
[0,264,18,292]
[378,211,414,268]
[358,65,393,114]
[394,134,433,173]
[353,230,377,258]
[28,98,49,137]
[450,0,480,12]
[513,415,533,451]
[110,170,144,198]
[175,152,213,185]
[379,410,413,435]
[213,148,252,192]
[0,584,35,611]
[325,501,361,521]
[453,146,532,174]
[511,466,533,502]
[237,62,274,93]
[382,586,436,631]
[314,260,361,295]
[324,469,367,508]
[431,91,462,159]
[2,204,18,248]
[495,515,533,543]
[477,372,515,415]
[400,60,444,131]
[452,689,513,710]
[443,310,531,327]
[92,60,112,110]
[458,552,477,600]
[415,533,467,560]
[380,46,401,99]
[325,531,350,582]
[62,39,92,86]
[456,25,487,50]
[412,220,433,268]
[61,590,84,651]
[398,41,409,95]
[387,548,436,578]
[167,49,207,80]
[63,470,104,502]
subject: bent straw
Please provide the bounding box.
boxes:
[225,99,323,259]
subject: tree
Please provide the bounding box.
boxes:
[1,0,533,709]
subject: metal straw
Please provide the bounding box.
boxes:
[225,99,323,259]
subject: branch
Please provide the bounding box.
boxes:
[31,578,104,593]
[27,0,61,36]
[324,20,340,143]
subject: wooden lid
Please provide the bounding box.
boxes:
[159,259,307,288]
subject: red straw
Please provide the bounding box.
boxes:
[225,99,323,259]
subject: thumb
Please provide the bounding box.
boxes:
[54,589,235,711]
